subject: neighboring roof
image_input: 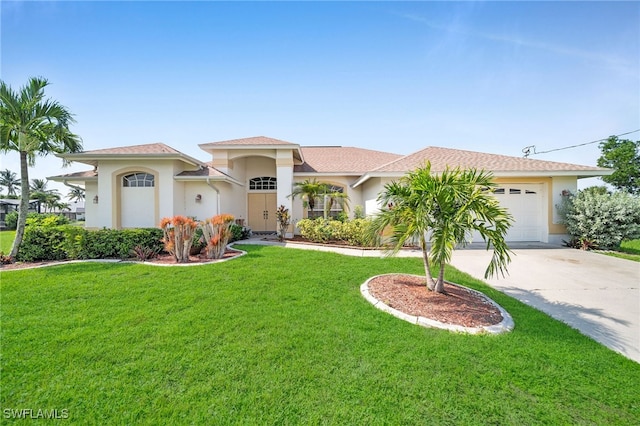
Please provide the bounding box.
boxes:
[295,146,402,174]
[199,136,304,164]
[58,143,205,167]
[353,146,612,187]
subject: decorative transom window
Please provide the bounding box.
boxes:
[123,173,155,187]
[249,177,277,190]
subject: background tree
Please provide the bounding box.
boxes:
[66,185,85,204]
[0,77,82,259]
[29,178,62,213]
[597,136,640,194]
[371,163,513,293]
[0,168,20,197]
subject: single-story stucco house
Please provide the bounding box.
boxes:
[50,136,611,244]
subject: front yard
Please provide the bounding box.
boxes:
[1,245,638,424]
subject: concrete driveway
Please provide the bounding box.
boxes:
[449,245,640,363]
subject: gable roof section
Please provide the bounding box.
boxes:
[199,136,304,164]
[48,169,98,183]
[295,146,402,174]
[57,143,205,167]
[353,146,611,187]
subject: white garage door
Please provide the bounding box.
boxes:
[472,184,543,242]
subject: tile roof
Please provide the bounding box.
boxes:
[82,143,183,155]
[200,136,298,147]
[295,146,402,173]
[373,146,607,173]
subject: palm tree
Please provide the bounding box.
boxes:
[0,77,82,258]
[371,162,513,293]
[323,189,350,219]
[289,178,329,218]
[66,186,85,204]
[0,168,20,197]
[29,178,61,213]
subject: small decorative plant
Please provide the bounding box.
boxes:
[275,205,291,242]
[130,245,160,261]
[201,214,235,259]
[160,215,198,263]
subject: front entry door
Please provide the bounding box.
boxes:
[248,193,277,232]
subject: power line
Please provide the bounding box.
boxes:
[522,129,640,158]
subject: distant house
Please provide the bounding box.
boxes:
[50,136,611,244]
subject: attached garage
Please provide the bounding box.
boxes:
[492,184,544,242]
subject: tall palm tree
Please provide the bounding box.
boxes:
[0,77,82,258]
[289,178,329,218]
[66,186,85,204]
[371,162,513,293]
[0,168,20,197]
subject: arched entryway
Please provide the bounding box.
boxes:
[119,171,157,228]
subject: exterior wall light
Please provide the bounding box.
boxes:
[93,195,99,204]
[195,194,202,202]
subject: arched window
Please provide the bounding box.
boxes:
[310,185,346,219]
[123,173,155,187]
[249,177,277,190]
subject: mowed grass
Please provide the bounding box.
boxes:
[0,230,15,254]
[601,239,640,262]
[1,245,639,424]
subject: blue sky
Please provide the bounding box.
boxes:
[1,1,639,194]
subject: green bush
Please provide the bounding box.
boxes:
[558,189,640,249]
[17,226,164,262]
[4,212,68,230]
[296,217,373,246]
[4,211,18,230]
[26,213,69,227]
[16,226,69,262]
[230,224,251,242]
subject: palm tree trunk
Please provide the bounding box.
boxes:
[9,151,30,259]
[433,261,446,293]
[420,234,437,290]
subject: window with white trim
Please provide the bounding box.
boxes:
[249,177,277,190]
[310,185,346,219]
[123,173,154,187]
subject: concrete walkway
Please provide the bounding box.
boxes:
[245,237,640,363]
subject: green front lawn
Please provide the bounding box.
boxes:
[1,245,638,424]
[0,230,15,254]
[600,239,640,262]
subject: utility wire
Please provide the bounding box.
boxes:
[522,129,640,158]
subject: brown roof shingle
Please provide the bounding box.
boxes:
[82,143,182,155]
[295,147,402,173]
[373,146,607,173]
[200,136,298,147]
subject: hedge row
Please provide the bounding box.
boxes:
[17,226,164,262]
[296,218,373,246]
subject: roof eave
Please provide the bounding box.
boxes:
[57,153,205,168]
[173,175,245,186]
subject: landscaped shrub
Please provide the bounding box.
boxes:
[200,214,234,259]
[160,216,198,263]
[4,211,18,230]
[296,217,374,246]
[16,226,164,261]
[16,226,68,262]
[75,228,164,259]
[558,189,640,249]
[25,213,69,227]
[230,224,251,242]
